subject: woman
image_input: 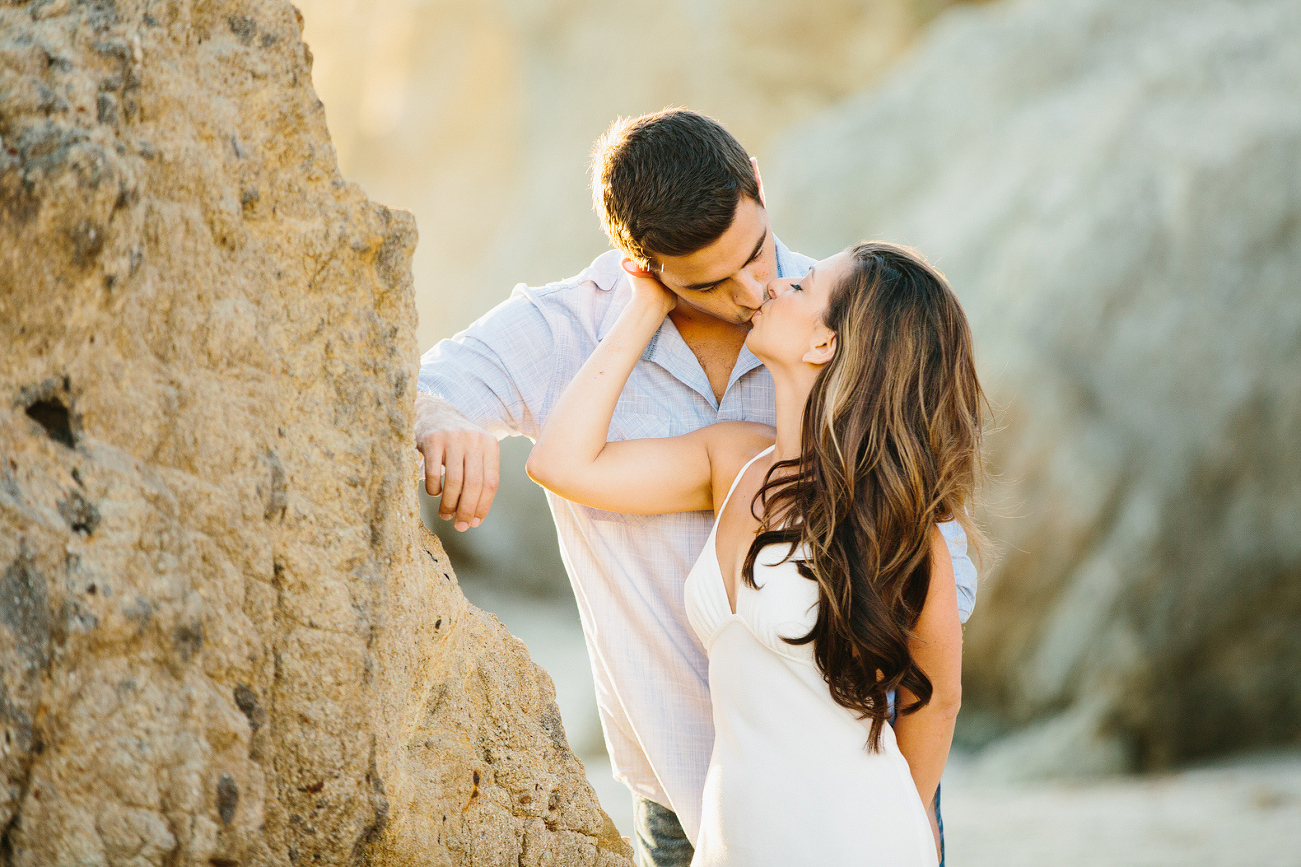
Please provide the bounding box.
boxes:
[527,242,985,866]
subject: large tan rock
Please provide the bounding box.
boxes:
[0,1,631,864]
[766,0,1301,776]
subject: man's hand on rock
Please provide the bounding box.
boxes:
[415,394,500,531]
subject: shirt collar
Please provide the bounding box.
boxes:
[587,250,627,292]
[774,235,812,280]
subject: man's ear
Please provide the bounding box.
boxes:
[619,255,660,278]
[622,257,657,278]
[803,327,836,366]
[751,156,766,208]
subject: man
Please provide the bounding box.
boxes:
[416,109,975,867]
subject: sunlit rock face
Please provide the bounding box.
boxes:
[767,0,1301,777]
[0,1,631,864]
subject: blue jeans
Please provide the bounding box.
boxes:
[633,788,947,866]
[936,782,946,867]
[633,797,693,867]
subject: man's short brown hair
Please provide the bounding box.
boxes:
[591,109,761,268]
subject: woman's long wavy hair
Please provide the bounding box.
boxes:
[742,241,987,750]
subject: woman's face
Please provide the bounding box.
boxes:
[746,251,851,366]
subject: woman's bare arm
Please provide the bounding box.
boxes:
[893,525,963,857]
[528,266,743,514]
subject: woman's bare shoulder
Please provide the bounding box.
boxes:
[700,421,776,497]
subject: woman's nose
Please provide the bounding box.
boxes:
[765,280,788,301]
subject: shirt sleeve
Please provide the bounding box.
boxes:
[938,518,978,624]
[417,285,558,441]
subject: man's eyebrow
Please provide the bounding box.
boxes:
[682,229,768,292]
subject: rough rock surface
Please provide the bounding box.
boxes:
[766,0,1301,776]
[0,1,631,865]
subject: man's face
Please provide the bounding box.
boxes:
[651,195,776,327]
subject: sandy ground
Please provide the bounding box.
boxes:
[465,585,1301,866]
[940,751,1301,866]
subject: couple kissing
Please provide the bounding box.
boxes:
[416,108,985,867]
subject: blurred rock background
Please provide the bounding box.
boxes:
[293,0,980,351]
[765,0,1301,781]
[294,0,1301,859]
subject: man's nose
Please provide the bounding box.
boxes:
[738,268,764,305]
[735,270,766,307]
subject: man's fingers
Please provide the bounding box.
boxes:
[467,445,500,529]
[422,438,445,497]
[420,429,498,531]
[453,451,484,531]
[440,442,465,520]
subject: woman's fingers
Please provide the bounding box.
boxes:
[622,258,677,316]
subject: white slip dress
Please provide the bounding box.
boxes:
[684,447,938,867]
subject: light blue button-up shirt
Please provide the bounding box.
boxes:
[418,240,977,841]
